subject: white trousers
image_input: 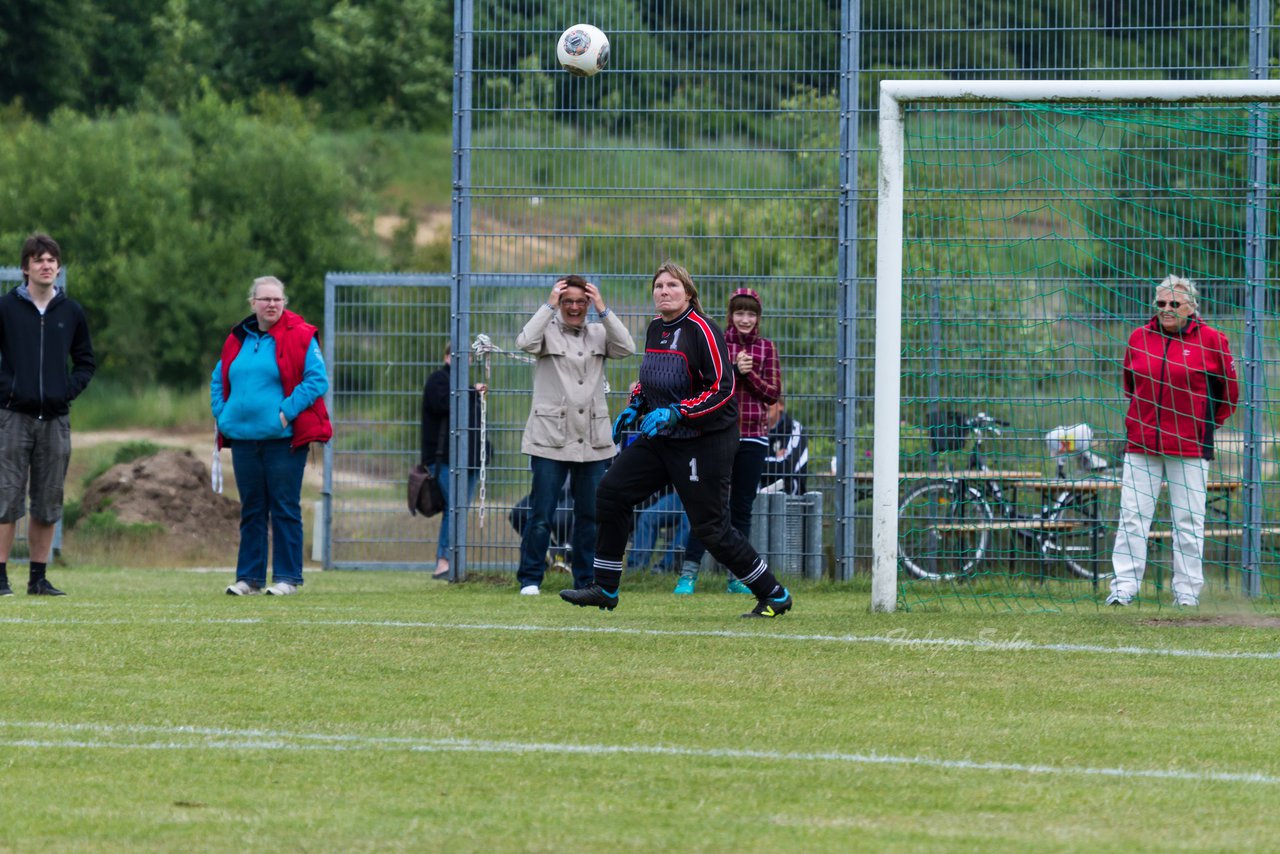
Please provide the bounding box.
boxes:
[1110,453,1208,603]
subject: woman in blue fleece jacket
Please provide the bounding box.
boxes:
[211,276,330,596]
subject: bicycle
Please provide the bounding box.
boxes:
[897,412,1114,581]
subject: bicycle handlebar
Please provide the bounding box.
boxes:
[968,412,1010,429]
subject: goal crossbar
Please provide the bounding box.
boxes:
[870,79,1280,613]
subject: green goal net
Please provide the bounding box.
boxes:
[877,86,1280,613]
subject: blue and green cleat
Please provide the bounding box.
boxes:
[742,588,792,618]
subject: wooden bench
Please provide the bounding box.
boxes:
[926,522,1280,537]
[854,470,1041,482]
[1147,526,1280,540]
[930,520,1083,532]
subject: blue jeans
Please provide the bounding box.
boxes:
[517,456,606,589]
[230,439,309,587]
[627,491,689,573]
[432,461,477,560]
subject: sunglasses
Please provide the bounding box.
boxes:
[1153,300,1185,310]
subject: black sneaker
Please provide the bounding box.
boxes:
[559,584,619,611]
[743,588,792,618]
[0,578,11,596]
[28,578,66,596]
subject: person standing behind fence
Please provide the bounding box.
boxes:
[0,233,95,597]
[213,276,331,596]
[760,399,808,496]
[515,275,635,594]
[561,261,794,618]
[421,341,487,580]
[1108,274,1238,608]
[674,287,780,596]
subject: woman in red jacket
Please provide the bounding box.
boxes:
[1108,275,1238,608]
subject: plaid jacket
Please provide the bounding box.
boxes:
[725,326,781,439]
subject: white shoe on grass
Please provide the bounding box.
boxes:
[265,582,299,596]
[225,580,261,596]
[519,585,541,596]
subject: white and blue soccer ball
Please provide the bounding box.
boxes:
[557,24,610,77]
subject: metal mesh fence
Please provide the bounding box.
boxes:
[325,0,1279,586]
[442,1,845,580]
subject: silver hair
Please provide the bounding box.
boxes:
[248,275,288,304]
[1157,274,1198,310]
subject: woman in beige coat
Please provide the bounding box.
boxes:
[515,275,635,594]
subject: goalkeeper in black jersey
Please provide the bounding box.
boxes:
[560,262,793,618]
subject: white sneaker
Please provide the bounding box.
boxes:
[1174,597,1199,608]
[519,585,541,596]
[225,580,261,596]
[265,582,299,596]
[1105,592,1131,607]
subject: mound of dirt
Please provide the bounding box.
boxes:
[80,449,241,547]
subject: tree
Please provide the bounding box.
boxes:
[0,0,98,115]
[0,96,380,387]
[308,0,453,130]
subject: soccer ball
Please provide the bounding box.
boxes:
[557,24,610,77]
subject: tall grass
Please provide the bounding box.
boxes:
[71,379,210,431]
[317,127,454,209]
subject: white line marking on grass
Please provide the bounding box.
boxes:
[0,720,1276,786]
[3,615,1278,661]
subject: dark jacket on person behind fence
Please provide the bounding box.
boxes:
[761,409,808,495]
[0,285,95,419]
[421,361,486,469]
[1122,315,1238,460]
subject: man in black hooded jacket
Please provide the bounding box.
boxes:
[0,233,95,596]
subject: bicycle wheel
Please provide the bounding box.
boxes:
[1044,491,1112,581]
[898,481,993,581]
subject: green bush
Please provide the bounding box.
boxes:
[112,441,162,466]
[80,440,165,489]
[0,94,381,389]
[73,510,165,542]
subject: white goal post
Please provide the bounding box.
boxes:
[870,79,1280,613]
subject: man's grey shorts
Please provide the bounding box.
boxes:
[0,409,72,524]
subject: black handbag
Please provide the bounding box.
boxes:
[408,464,445,517]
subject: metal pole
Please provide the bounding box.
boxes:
[835,0,860,581]
[1241,0,1270,596]
[449,0,475,580]
[928,279,942,472]
[321,274,335,569]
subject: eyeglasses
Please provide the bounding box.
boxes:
[561,299,589,307]
[1153,300,1184,309]
[254,297,285,304]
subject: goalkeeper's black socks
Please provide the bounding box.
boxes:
[742,559,784,600]
[592,563,622,596]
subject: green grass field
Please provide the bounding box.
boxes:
[2,569,1279,851]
